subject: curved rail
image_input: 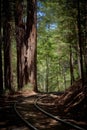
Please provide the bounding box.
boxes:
[14,97,39,130]
[34,95,86,130]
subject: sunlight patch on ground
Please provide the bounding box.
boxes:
[17,90,37,97]
[12,127,29,130]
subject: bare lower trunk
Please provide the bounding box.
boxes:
[70,45,75,85]
[84,1,87,77]
[3,22,13,91]
[15,1,25,90]
[45,56,49,92]
[0,13,3,93]
[77,0,84,85]
[25,0,37,92]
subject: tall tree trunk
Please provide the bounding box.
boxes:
[83,1,87,77]
[77,42,81,78]
[70,45,75,85]
[77,0,84,85]
[63,71,66,90]
[25,0,37,92]
[15,1,25,90]
[3,22,13,91]
[3,0,13,92]
[0,0,3,94]
[0,34,3,94]
[45,55,49,92]
[57,64,60,91]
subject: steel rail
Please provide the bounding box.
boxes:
[14,98,39,130]
[34,95,86,130]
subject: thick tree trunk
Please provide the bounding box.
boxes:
[25,0,37,92]
[15,1,25,90]
[3,0,13,92]
[3,22,13,91]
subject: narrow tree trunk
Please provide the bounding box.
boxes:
[45,56,49,92]
[57,62,60,91]
[0,0,3,93]
[77,0,84,85]
[83,1,87,77]
[77,43,81,78]
[0,37,3,94]
[57,72,60,91]
[70,45,75,85]
[63,72,66,90]
[25,0,37,92]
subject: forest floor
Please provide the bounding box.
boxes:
[0,79,87,130]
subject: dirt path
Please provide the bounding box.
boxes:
[0,91,86,130]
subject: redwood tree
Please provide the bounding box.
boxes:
[15,0,26,90]
[25,0,38,91]
[3,0,13,91]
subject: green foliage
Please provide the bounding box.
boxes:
[37,0,85,92]
[37,0,74,92]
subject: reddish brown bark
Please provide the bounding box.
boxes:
[3,0,13,91]
[25,0,38,91]
[15,1,25,90]
[3,22,13,91]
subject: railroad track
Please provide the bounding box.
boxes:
[14,94,86,130]
[0,96,30,130]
